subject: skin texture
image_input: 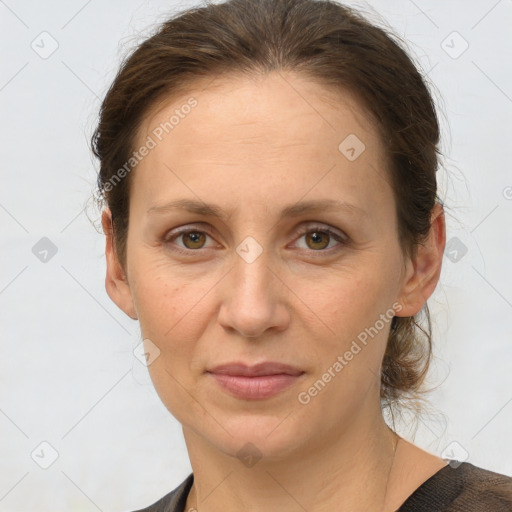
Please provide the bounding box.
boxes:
[102,71,447,511]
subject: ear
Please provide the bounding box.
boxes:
[101,209,138,320]
[395,202,446,317]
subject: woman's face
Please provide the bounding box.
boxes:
[105,72,431,461]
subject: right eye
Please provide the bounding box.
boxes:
[162,226,220,255]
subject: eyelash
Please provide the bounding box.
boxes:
[162,224,348,257]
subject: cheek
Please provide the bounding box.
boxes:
[294,262,399,404]
[130,269,212,422]
[300,267,394,342]
[294,273,395,417]
[129,257,227,377]
[129,252,202,333]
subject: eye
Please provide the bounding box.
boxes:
[292,224,347,253]
[163,227,218,255]
[162,223,348,256]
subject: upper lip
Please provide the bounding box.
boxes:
[207,362,304,377]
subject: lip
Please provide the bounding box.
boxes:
[207,362,305,400]
[208,362,304,377]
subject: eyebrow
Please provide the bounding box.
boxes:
[147,198,367,220]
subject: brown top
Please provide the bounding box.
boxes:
[130,460,512,512]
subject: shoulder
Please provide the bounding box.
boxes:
[456,462,512,511]
[398,461,512,511]
[128,473,194,512]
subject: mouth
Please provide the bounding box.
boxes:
[206,362,305,400]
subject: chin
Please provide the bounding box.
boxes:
[209,413,309,463]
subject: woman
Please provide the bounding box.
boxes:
[91,0,512,510]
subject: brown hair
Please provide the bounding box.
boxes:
[91,0,444,420]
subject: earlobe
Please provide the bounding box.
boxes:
[101,209,138,320]
[396,203,446,317]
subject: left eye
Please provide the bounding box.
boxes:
[293,226,346,252]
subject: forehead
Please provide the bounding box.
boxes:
[130,71,391,215]
[137,71,380,148]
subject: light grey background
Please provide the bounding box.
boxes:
[1,0,511,510]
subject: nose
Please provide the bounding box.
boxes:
[217,247,290,339]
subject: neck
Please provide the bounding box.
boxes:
[183,410,400,512]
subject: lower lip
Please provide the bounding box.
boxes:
[208,372,304,400]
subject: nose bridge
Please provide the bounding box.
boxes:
[217,232,288,338]
[232,234,274,302]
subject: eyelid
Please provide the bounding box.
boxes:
[288,223,348,255]
[290,222,348,243]
[163,224,219,251]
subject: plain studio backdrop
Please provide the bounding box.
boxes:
[1,0,511,510]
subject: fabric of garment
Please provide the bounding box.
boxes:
[129,460,512,512]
